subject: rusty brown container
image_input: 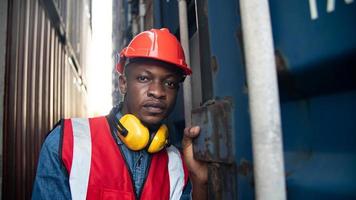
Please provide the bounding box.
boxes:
[3,0,90,199]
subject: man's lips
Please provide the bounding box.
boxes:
[142,101,166,114]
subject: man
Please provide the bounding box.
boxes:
[32,28,207,200]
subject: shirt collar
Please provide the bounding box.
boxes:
[110,104,124,145]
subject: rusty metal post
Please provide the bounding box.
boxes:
[239,0,287,199]
[178,0,193,126]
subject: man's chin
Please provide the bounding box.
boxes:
[140,115,165,129]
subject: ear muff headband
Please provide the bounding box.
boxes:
[116,114,169,153]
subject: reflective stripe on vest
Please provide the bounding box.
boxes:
[167,146,187,200]
[61,117,188,200]
[70,118,92,200]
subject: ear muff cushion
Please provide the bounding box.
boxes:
[147,124,169,153]
[119,114,150,151]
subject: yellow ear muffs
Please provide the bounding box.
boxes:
[147,124,169,153]
[117,114,169,153]
[118,114,150,151]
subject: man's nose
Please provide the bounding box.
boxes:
[147,81,166,99]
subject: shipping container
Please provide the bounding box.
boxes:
[1,0,91,198]
[112,0,356,199]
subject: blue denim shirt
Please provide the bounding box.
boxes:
[32,111,191,199]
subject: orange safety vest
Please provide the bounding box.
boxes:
[61,116,188,200]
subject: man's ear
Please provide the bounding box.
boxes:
[119,75,127,95]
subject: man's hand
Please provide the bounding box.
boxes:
[182,126,208,200]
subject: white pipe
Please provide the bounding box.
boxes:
[239,0,286,200]
[178,0,193,126]
[132,18,138,36]
[139,0,146,32]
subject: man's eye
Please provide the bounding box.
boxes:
[137,76,149,82]
[164,81,178,89]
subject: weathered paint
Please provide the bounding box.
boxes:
[191,99,235,163]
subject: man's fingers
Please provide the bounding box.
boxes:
[182,126,200,146]
[184,126,200,138]
[182,125,208,186]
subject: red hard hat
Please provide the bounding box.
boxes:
[116,28,192,75]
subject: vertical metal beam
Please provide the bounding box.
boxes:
[239,0,286,199]
[153,0,162,28]
[178,0,193,125]
[194,0,213,103]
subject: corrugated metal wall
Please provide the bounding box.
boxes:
[3,0,89,199]
[0,0,8,196]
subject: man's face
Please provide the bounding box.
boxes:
[119,60,183,128]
